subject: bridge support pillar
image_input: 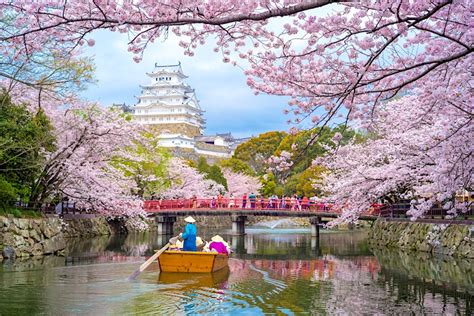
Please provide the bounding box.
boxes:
[155,216,177,235]
[311,236,320,255]
[310,216,321,238]
[231,235,246,254]
[231,215,247,235]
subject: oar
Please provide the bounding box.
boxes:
[129,243,170,280]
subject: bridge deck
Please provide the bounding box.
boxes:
[145,208,378,221]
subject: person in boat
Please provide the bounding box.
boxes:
[209,235,229,255]
[179,216,197,251]
[196,237,206,251]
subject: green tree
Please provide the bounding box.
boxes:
[234,131,286,174]
[207,165,228,191]
[260,172,276,196]
[112,133,171,198]
[197,156,210,174]
[276,126,357,177]
[295,165,326,197]
[219,158,254,176]
[0,92,55,208]
[196,156,227,191]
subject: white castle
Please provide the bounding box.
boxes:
[133,63,245,158]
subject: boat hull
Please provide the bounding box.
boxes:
[158,250,229,273]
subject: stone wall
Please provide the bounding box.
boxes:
[0,216,66,259]
[62,217,113,238]
[0,216,121,260]
[369,219,474,258]
[149,123,201,138]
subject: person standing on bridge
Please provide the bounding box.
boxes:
[249,192,256,209]
[180,216,197,251]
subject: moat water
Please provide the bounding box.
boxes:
[0,228,472,315]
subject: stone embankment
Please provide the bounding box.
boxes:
[0,217,66,260]
[369,219,474,258]
[63,217,112,238]
[0,216,146,260]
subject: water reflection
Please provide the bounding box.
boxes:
[0,229,472,315]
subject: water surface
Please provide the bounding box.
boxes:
[0,228,472,315]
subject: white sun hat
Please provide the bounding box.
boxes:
[184,216,196,223]
[196,237,204,246]
[211,235,224,242]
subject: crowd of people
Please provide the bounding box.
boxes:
[198,194,326,211]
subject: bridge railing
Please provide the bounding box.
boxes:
[378,202,474,220]
[144,198,383,215]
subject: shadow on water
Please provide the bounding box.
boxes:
[370,246,473,313]
[0,229,472,314]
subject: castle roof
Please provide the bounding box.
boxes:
[147,62,187,78]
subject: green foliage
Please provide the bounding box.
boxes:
[294,165,326,197]
[0,176,16,210]
[112,133,171,198]
[0,92,56,205]
[197,157,227,191]
[233,126,358,197]
[208,165,228,191]
[219,158,254,175]
[234,131,286,174]
[260,172,276,196]
[197,156,210,174]
[0,207,42,218]
[276,126,354,177]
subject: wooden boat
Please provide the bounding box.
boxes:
[157,250,229,273]
[158,266,230,288]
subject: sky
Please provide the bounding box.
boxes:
[80,30,291,139]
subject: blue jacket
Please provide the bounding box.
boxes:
[182,223,197,251]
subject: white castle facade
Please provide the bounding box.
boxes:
[133,63,244,158]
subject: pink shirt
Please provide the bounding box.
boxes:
[209,241,228,255]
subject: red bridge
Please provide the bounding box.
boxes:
[144,198,381,215]
[144,198,381,236]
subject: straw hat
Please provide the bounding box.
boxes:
[184,216,196,223]
[196,236,204,246]
[211,235,224,242]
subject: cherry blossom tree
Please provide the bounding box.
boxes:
[1,0,472,220]
[3,84,147,217]
[223,168,261,197]
[319,92,473,223]
[161,158,224,199]
[36,103,146,217]
[2,1,469,120]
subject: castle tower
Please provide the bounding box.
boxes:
[133,62,205,148]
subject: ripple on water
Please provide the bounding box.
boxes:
[1,231,472,315]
